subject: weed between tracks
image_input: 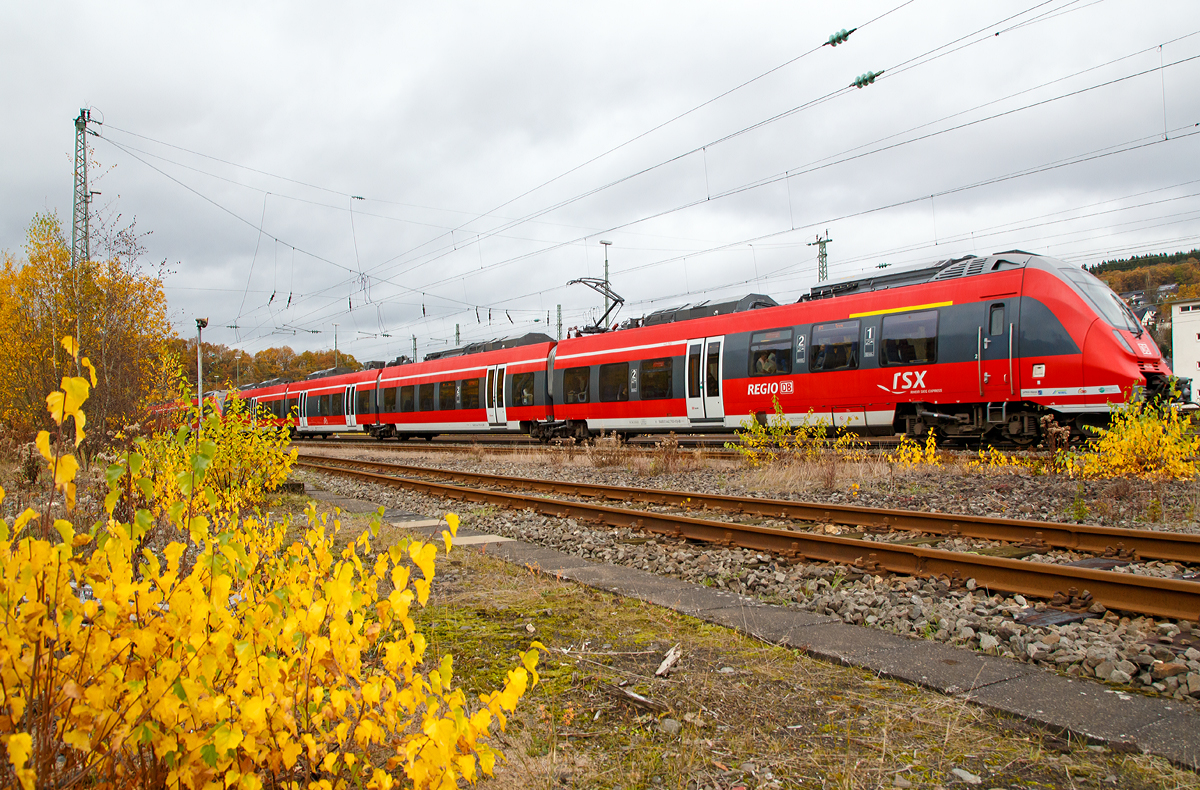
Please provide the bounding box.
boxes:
[369,513,1198,790]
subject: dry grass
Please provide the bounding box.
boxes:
[377,513,1200,790]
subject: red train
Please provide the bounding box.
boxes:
[235,251,1187,445]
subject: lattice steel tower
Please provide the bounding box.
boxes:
[71,108,95,266]
[808,230,833,282]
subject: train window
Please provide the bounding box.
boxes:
[706,342,721,396]
[439,381,456,410]
[496,372,504,408]
[749,329,793,377]
[641,358,673,400]
[461,378,480,409]
[599,362,630,402]
[881,311,938,366]
[331,391,344,415]
[809,320,861,372]
[486,370,495,408]
[380,387,395,413]
[399,385,414,412]
[511,372,535,406]
[356,388,374,415]
[989,304,1005,336]
[687,344,701,398]
[563,367,590,404]
[418,383,434,412]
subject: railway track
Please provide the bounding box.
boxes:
[295,453,1200,621]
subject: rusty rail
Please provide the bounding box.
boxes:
[296,454,1200,565]
[296,457,1200,621]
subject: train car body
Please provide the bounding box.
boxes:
[539,251,1182,444]
[355,337,555,439]
[231,251,1185,446]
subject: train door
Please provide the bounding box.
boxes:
[979,299,1019,410]
[298,392,309,431]
[686,336,726,422]
[487,366,507,427]
[345,385,357,428]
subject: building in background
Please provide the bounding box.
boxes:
[1172,299,1200,375]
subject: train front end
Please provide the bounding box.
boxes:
[1043,258,1191,410]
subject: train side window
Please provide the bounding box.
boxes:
[331,391,344,415]
[439,381,456,410]
[496,372,505,408]
[599,362,630,402]
[511,372,535,406]
[356,388,374,415]
[706,341,721,396]
[418,383,434,412]
[809,320,861,372]
[461,378,480,409]
[398,385,413,412]
[989,304,1005,336]
[563,367,590,404]
[881,310,938,366]
[687,344,701,397]
[749,328,793,377]
[641,358,673,400]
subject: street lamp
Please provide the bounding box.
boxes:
[600,240,612,321]
[196,318,208,437]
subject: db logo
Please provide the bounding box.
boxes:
[749,380,794,395]
[877,369,928,395]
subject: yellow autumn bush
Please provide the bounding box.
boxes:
[137,390,296,521]
[0,338,540,790]
[728,396,868,466]
[1079,396,1198,479]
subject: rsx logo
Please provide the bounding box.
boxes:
[877,370,928,394]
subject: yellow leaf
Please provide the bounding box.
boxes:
[81,356,97,387]
[45,391,65,426]
[445,512,460,536]
[54,454,79,488]
[35,431,52,462]
[7,732,33,790]
[60,334,78,359]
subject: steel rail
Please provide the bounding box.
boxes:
[296,457,1200,621]
[296,454,1200,565]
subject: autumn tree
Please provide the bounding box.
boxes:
[0,212,174,444]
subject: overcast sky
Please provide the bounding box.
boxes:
[3,1,1200,367]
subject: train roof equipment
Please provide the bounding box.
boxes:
[567,277,625,334]
[801,252,1035,302]
[423,332,554,361]
[642,293,778,326]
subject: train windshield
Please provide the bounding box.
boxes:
[1057,266,1143,335]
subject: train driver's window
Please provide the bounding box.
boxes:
[418,383,435,412]
[398,385,413,412]
[641,358,673,400]
[562,367,590,404]
[749,329,793,377]
[599,362,630,402]
[809,320,861,372]
[439,381,456,410]
[881,311,938,366]
[989,304,1005,336]
[511,372,535,406]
